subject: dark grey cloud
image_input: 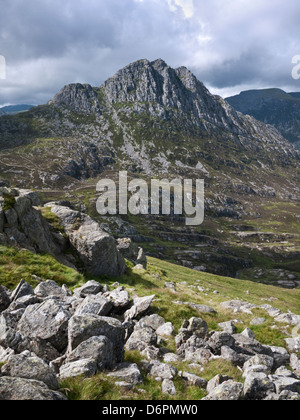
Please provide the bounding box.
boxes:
[0,0,299,106]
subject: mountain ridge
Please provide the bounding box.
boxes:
[0,59,299,283]
[226,89,300,150]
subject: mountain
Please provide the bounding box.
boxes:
[0,104,35,116]
[0,59,299,284]
[226,89,300,150]
[0,60,298,187]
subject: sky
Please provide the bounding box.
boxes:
[0,0,300,106]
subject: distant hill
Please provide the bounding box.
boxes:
[226,89,300,149]
[0,104,35,116]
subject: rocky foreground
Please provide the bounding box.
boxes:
[1,275,300,401]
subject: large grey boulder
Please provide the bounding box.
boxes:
[1,351,59,390]
[162,379,177,396]
[10,280,34,302]
[243,372,275,400]
[67,315,125,363]
[206,375,233,394]
[243,354,274,376]
[124,295,155,321]
[47,205,126,277]
[74,294,113,317]
[59,359,97,380]
[107,362,143,385]
[106,287,130,313]
[17,299,71,352]
[74,280,104,298]
[221,345,250,367]
[290,354,300,376]
[285,337,300,353]
[0,377,67,400]
[207,332,235,355]
[179,371,207,389]
[125,325,157,352]
[175,317,209,349]
[233,333,272,357]
[202,380,244,401]
[148,360,178,380]
[65,336,114,371]
[34,280,68,300]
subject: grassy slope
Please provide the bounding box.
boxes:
[1,245,299,400]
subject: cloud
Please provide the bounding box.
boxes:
[167,0,194,19]
[0,0,299,105]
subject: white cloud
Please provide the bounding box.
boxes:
[167,0,194,19]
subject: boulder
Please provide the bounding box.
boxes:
[162,379,176,396]
[106,287,130,313]
[179,371,207,389]
[207,332,235,354]
[34,280,67,300]
[243,355,274,376]
[202,380,244,401]
[285,338,300,353]
[243,372,275,400]
[148,360,178,380]
[0,377,67,400]
[59,359,97,380]
[268,346,291,369]
[290,354,300,376]
[67,315,125,363]
[74,280,104,298]
[66,336,114,371]
[48,205,126,277]
[156,322,175,337]
[233,334,271,357]
[218,321,237,334]
[207,375,233,394]
[124,295,155,321]
[138,314,165,331]
[10,280,34,302]
[107,362,143,385]
[74,295,113,317]
[220,346,250,367]
[271,376,300,394]
[1,351,59,390]
[175,318,208,349]
[17,299,71,352]
[125,325,157,352]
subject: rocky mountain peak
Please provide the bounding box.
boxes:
[48,83,100,115]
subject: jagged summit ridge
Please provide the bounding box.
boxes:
[48,58,251,136]
[0,58,299,191]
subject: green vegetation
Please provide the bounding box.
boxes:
[0,245,83,290]
[2,193,16,211]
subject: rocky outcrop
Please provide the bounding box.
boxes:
[0,188,127,278]
[0,188,70,267]
[1,276,300,400]
[46,204,126,277]
[48,83,101,115]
